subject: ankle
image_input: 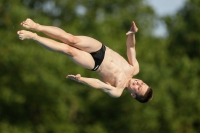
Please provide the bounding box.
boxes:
[35,23,41,32]
[31,33,38,40]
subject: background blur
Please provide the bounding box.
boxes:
[0,0,200,133]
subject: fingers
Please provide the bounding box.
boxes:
[126,21,138,35]
[66,74,81,78]
[76,74,81,78]
[66,75,74,80]
[131,21,138,32]
[66,74,81,82]
[131,21,136,27]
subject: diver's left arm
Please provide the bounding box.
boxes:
[126,21,139,66]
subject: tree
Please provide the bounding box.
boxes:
[158,0,200,132]
[0,0,176,133]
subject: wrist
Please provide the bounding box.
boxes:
[126,31,135,35]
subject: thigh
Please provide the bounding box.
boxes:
[68,46,95,70]
[75,36,103,53]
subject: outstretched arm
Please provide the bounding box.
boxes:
[126,21,138,66]
[67,74,122,98]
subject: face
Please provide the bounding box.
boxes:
[128,79,149,97]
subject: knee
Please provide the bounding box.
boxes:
[60,45,75,56]
[68,35,80,44]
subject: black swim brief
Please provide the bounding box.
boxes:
[90,44,106,71]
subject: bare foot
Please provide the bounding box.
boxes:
[126,21,138,35]
[21,18,40,31]
[17,30,37,40]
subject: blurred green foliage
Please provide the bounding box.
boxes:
[0,0,199,133]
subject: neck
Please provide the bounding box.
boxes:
[125,78,138,94]
[125,79,132,93]
[126,87,134,93]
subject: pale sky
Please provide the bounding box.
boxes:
[147,0,186,37]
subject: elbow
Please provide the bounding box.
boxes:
[132,62,140,75]
[113,95,121,98]
[134,68,140,75]
[111,92,122,98]
[69,36,80,44]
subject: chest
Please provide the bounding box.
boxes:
[98,64,134,88]
[97,47,136,87]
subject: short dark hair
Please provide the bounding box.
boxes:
[135,87,153,103]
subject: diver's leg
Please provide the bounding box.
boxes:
[17,30,95,69]
[21,18,102,53]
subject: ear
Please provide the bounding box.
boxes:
[131,93,136,98]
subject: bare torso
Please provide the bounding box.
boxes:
[96,46,139,90]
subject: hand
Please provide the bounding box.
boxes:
[126,21,138,35]
[66,74,81,82]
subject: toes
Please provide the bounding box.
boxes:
[19,37,24,40]
[25,18,32,24]
[20,18,35,29]
[17,30,25,34]
[17,30,27,37]
[21,22,27,27]
[20,22,24,26]
[17,30,22,34]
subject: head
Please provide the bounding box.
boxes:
[127,79,153,103]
